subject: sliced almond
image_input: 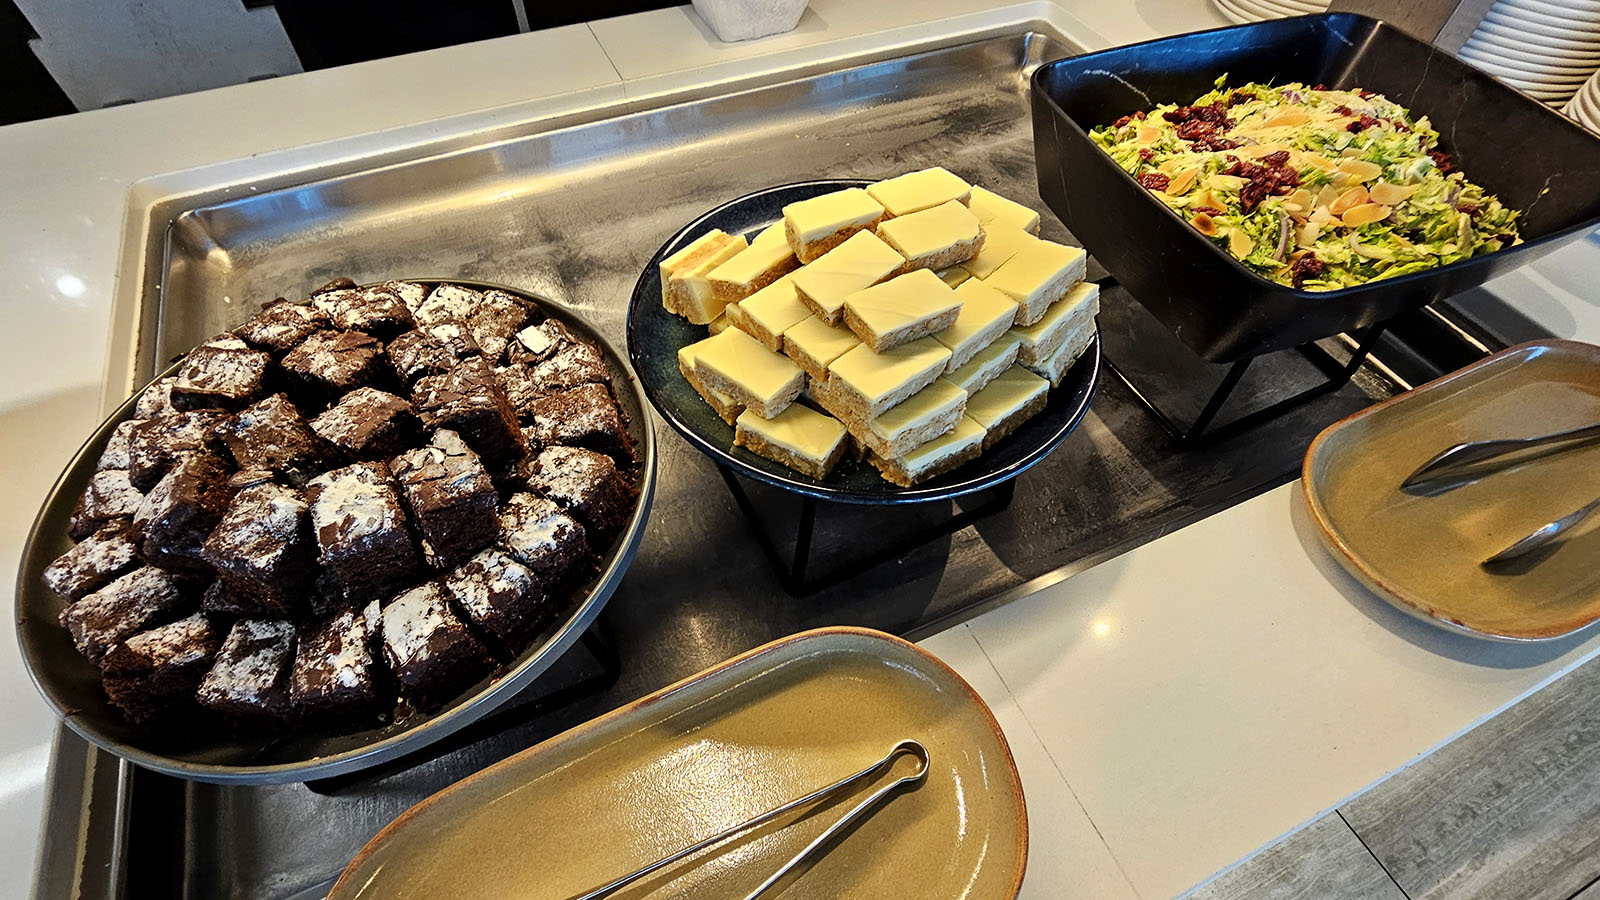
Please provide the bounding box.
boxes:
[1337,159,1384,181]
[1197,189,1226,211]
[1302,154,1338,171]
[1297,221,1321,247]
[1341,203,1392,228]
[1286,188,1314,210]
[1165,169,1198,195]
[1329,186,1370,216]
[1209,174,1247,192]
[1314,186,1341,210]
[1369,181,1421,205]
[1262,109,1310,129]
[1228,228,1254,258]
[1158,159,1179,175]
[1309,206,1338,227]
[1191,211,1221,237]
[1137,126,1162,145]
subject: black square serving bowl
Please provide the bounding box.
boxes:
[1031,12,1600,363]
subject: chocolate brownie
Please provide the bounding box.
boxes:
[388,323,481,386]
[314,276,358,294]
[134,454,236,573]
[307,568,347,619]
[380,582,491,708]
[127,410,234,492]
[134,376,177,418]
[527,446,633,543]
[196,618,297,720]
[171,337,273,411]
[97,419,144,472]
[379,280,430,315]
[60,566,194,663]
[316,285,415,338]
[200,483,314,615]
[68,469,143,540]
[305,462,418,603]
[224,393,333,486]
[413,283,482,330]
[390,430,498,570]
[100,613,219,722]
[523,383,632,462]
[239,299,329,354]
[497,492,588,584]
[201,578,252,617]
[471,290,534,361]
[289,605,383,719]
[311,387,421,460]
[506,319,573,365]
[493,364,545,421]
[43,523,141,601]
[529,341,610,393]
[412,357,525,466]
[280,330,387,403]
[440,548,545,652]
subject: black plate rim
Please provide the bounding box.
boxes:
[625,179,1101,505]
[14,279,657,784]
[1031,11,1600,303]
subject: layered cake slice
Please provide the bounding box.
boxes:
[733,404,849,480]
[866,167,972,218]
[677,337,744,425]
[99,613,219,722]
[840,269,963,354]
[790,230,905,324]
[660,229,749,324]
[874,199,986,271]
[812,376,967,460]
[691,327,805,419]
[959,227,1040,280]
[1023,317,1097,387]
[782,188,885,263]
[946,333,1022,395]
[781,315,861,383]
[937,278,1019,372]
[726,275,810,352]
[825,337,951,421]
[869,415,987,487]
[708,223,798,306]
[966,366,1050,450]
[197,618,297,720]
[1012,281,1100,365]
[968,186,1041,235]
[986,240,1089,327]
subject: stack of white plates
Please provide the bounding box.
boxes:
[1563,69,1600,130]
[1212,0,1329,25]
[1460,0,1600,105]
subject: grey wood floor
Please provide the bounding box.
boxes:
[1183,654,1600,900]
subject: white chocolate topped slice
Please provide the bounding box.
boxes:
[840,269,964,354]
[1012,280,1100,365]
[1023,317,1097,387]
[936,267,971,288]
[790,230,905,325]
[826,336,952,421]
[960,227,1041,279]
[875,199,986,270]
[986,239,1089,326]
[709,223,799,305]
[966,365,1049,450]
[968,186,1042,235]
[867,167,973,217]
[946,332,1021,395]
[692,327,806,419]
[783,189,886,263]
[734,404,849,480]
[677,336,743,424]
[782,314,861,382]
[937,279,1020,373]
[810,373,967,458]
[869,415,986,487]
[708,311,733,335]
[730,275,811,352]
[660,229,749,324]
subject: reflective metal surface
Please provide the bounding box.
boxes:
[33,26,1486,900]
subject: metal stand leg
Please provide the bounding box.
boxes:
[1107,322,1389,448]
[717,468,1017,596]
[302,613,622,795]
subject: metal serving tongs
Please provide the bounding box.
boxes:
[1401,421,1600,489]
[566,739,931,900]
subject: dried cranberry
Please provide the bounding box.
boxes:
[1495,233,1516,243]
[1163,107,1192,123]
[1228,91,1253,107]
[1194,205,1224,216]
[1114,115,1133,128]
[1138,148,1155,162]
[1359,89,1375,99]
[1291,254,1326,288]
[1136,172,1171,191]
[1134,110,1146,120]
[1457,202,1480,216]
[1334,105,1354,116]
[1240,181,1269,212]
[1314,83,1329,91]
[1346,114,1381,133]
[1176,119,1218,141]
[1261,150,1291,168]
[1428,150,1454,173]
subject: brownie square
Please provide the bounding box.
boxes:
[391,430,498,570]
[200,483,314,615]
[171,338,273,412]
[413,283,482,330]
[494,364,545,421]
[380,582,491,708]
[134,454,236,573]
[201,578,252,617]
[196,618,297,720]
[530,342,611,393]
[527,446,634,544]
[412,357,525,465]
[289,605,384,719]
[308,568,347,619]
[305,462,419,603]
[471,290,534,361]
[317,285,416,338]
[311,387,421,460]
[97,419,144,472]
[224,393,333,486]
[498,492,589,584]
[69,469,143,540]
[60,567,194,663]
[506,319,573,365]
[239,299,329,354]
[388,323,481,386]
[134,376,177,418]
[43,523,141,601]
[280,330,387,403]
[524,383,632,462]
[440,547,545,652]
[100,613,219,722]
[127,410,235,492]
[380,280,430,315]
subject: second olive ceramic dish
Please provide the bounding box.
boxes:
[329,627,1027,900]
[1304,340,1600,641]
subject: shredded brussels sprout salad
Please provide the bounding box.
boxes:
[1090,77,1522,291]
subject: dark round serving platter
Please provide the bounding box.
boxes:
[14,280,656,785]
[626,179,1101,505]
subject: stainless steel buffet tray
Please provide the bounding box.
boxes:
[32,23,1516,900]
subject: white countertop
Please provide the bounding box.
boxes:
[4,1,1599,897]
